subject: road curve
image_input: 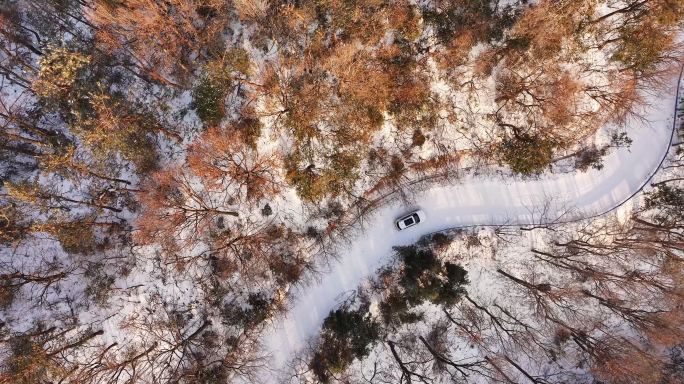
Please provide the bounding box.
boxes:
[262,71,683,373]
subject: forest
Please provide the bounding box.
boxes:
[0,0,682,382]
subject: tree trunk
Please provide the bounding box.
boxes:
[47,330,104,357]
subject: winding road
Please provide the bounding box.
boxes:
[262,72,683,373]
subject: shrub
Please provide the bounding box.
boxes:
[181,363,228,384]
[261,203,272,216]
[436,262,469,306]
[397,246,440,281]
[32,47,90,100]
[84,263,115,308]
[412,129,426,147]
[0,279,16,309]
[395,246,469,307]
[323,150,361,198]
[431,232,451,248]
[645,185,684,224]
[285,153,327,203]
[4,340,58,384]
[574,146,609,172]
[53,223,110,255]
[499,132,557,176]
[221,292,273,328]
[310,308,381,382]
[286,150,361,203]
[611,24,673,74]
[237,117,262,149]
[379,289,424,326]
[269,253,304,285]
[191,76,232,126]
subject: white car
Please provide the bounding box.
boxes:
[395,210,426,230]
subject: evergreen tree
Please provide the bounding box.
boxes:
[310,308,381,382]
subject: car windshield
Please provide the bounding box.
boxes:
[414,213,420,223]
[404,217,414,226]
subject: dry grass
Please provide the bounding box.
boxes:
[234,0,271,21]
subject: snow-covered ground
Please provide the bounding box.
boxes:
[262,74,681,375]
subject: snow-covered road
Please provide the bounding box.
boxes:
[262,75,681,373]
